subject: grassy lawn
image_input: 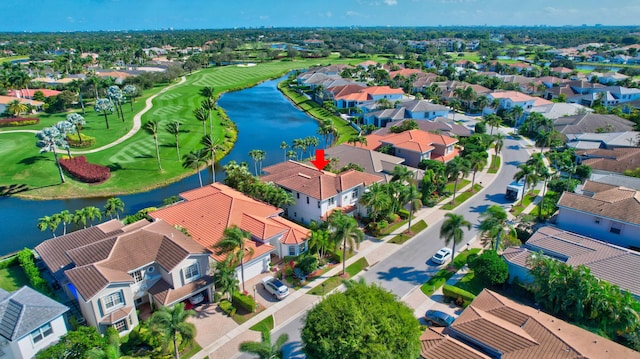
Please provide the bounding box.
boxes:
[453,271,485,296]
[444,179,470,194]
[308,257,368,296]
[488,155,500,174]
[388,220,428,244]
[420,248,481,296]
[249,315,274,332]
[0,55,29,63]
[0,266,29,291]
[180,342,202,359]
[510,190,540,216]
[378,217,413,237]
[0,58,360,199]
[232,305,265,325]
[441,184,482,210]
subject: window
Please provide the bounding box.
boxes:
[328,197,335,206]
[103,292,124,310]
[306,196,309,204]
[594,217,601,224]
[131,270,143,283]
[184,263,200,283]
[610,223,622,234]
[352,189,359,199]
[296,192,300,199]
[300,242,307,253]
[30,323,53,344]
[113,319,127,333]
[289,246,296,256]
[317,200,320,208]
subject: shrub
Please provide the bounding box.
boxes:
[386,213,399,223]
[468,250,509,286]
[232,292,256,313]
[17,248,54,297]
[0,255,19,269]
[59,156,110,183]
[66,134,96,148]
[397,208,410,220]
[442,284,476,307]
[297,255,318,275]
[0,117,39,127]
[219,299,236,316]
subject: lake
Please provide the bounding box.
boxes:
[0,75,319,255]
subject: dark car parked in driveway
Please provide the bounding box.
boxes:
[424,309,455,327]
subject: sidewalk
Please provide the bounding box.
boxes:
[195,155,505,359]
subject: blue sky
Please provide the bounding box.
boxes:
[1,0,638,32]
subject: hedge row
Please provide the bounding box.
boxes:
[219,299,236,316]
[0,255,19,269]
[232,292,257,313]
[17,248,54,297]
[59,156,110,183]
[67,134,96,148]
[0,117,39,127]
[442,284,476,307]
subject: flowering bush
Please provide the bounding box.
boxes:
[60,156,110,183]
[0,117,39,127]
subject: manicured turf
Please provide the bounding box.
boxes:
[249,315,274,332]
[453,271,485,296]
[388,220,428,244]
[441,184,482,210]
[0,57,361,199]
[308,257,369,295]
[0,266,29,292]
[444,179,470,194]
[420,248,481,296]
[488,154,501,174]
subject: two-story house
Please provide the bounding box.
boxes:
[0,286,69,359]
[485,91,537,124]
[35,219,213,336]
[261,161,384,224]
[150,183,310,274]
[366,130,459,167]
[555,180,640,249]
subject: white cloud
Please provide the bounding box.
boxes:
[259,15,269,20]
[346,10,366,17]
[543,7,561,15]
[384,0,398,5]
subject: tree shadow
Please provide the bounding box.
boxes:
[134,154,153,159]
[18,155,49,165]
[281,341,305,359]
[507,144,521,150]
[107,163,123,172]
[375,266,431,286]
[0,184,30,197]
[159,143,174,148]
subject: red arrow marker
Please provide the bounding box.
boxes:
[310,149,330,171]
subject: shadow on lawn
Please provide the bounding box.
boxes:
[0,184,30,197]
[18,155,49,165]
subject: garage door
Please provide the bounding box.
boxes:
[238,255,268,282]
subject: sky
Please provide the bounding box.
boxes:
[1,0,639,32]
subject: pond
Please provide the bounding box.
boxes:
[0,75,319,255]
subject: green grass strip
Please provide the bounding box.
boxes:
[441,184,482,210]
[420,248,480,296]
[308,257,369,295]
[510,190,540,216]
[249,315,274,332]
[388,220,428,244]
[444,179,470,194]
[488,154,501,174]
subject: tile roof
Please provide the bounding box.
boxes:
[553,114,635,135]
[379,129,458,153]
[489,91,536,102]
[448,289,640,359]
[148,275,214,306]
[7,89,61,98]
[0,95,44,106]
[578,147,640,173]
[151,183,300,257]
[63,220,208,300]
[0,286,68,341]
[261,161,383,200]
[420,328,490,359]
[401,99,450,113]
[557,180,640,225]
[323,144,405,175]
[504,225,640,297]
[389,68,424,78]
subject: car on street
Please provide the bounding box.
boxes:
[261,276,290,300]
[431,247,452,265]
[424,309,455,327]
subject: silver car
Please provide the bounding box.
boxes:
[261,276,290,300]
[431,247,452,265]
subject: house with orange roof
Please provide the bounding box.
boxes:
[35,219,213,336]
[261,161,384,224]
[150,183,311,276]
[375,129,459,166]
[95,70,135,84]
[8,89,61,99]
[0,96,44,114]
[388,68,423,79]
[334,85,405,109]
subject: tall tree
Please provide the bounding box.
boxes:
[94,98,114,129]
[201,134,221,183]
[201,98,216,135]
[440,213,471,265]
[280,141,288,162]
[493,132,505,156]
[213,258,239,301]
[123,84,138,111]
[239,330,289,359]
[468,151,488,189]
[103,197,125,220]
[66,113,86,144]
[193,107,208,136]
[107,85,125,122]
[83,206,102,226]
[445,156,471,205]
[248,149,266,176]
[214,225,254,293]
[145,120,163,171]
[478,205,515,251]
[7,100,27,117]
[35,127,66,184]
[73,208,88,229]
[359,182,391,222]
[37,215,60,237]
[513,163,538,206]
[327,210,364,276]
[182,149,209,188]
[166,120,182,161]
[53,210,73,235]
[149,302,196,359]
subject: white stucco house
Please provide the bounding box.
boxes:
[0,286,69,359]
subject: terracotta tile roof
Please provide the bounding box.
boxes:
[63,220,208,300]
[335,91,372,102]
[489,91,536,102]
[353,134,384,150]
[389,68,423,78]
[323,144,405,176]
[7,89,61,98]
[557,181,640,225]
[504,225,640,297]
[327,84,366,98]
[380,129,458,153]
[579,148,640,174]
[99,306,133,325]
[148,275,214,306]
[449,289,640,358]
[554,114,635,135]
[150,183,305,260]
[420,328,490,359]
[261,161,383,200]
[0,95,44,106]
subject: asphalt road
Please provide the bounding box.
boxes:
[236,133,531,359]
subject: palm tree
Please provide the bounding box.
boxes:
[327,210,364,276]
[280,141,288,162]
[201,134,221,183]
[359,183,391,223]
[478,205,516,251]
[474,95,489,114]
[199,86,215,99]
[510,105,524,126]
[248,149,266,176]
[73,208,88,229]
[37,215,60,237]
[149,303,196,359]
[493,132,505,156]
[213,259,239,301]
[182,149,209,188]
[104,197,125,220]
[440,213,471,266]
[54,210,73,235]
[214,225,254,293]
[468,152,488,189]
[94,98,114,129]
[485,114,502,135]
[35,127,66,184]
[193,107,208,136]
[166,121,182,161]
[145,120,163,171]
[107,85,125,122]
[123,84,138,111]
[239,330,289,359]
[66,113,86,144]
[83,206,102,226]
[513,164,538,206]
[445,157,471,205]
[402,183,422,230]
[54,120,75,158]
[7,100,27,117]
[390,165,413,184]
[201,98,216,135]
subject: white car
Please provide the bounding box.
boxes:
[261,276,290,300]
[188,292,205,305]
[431,247,452,265]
